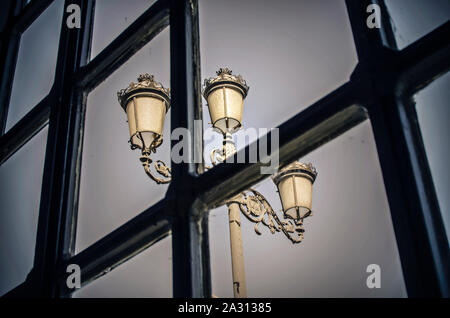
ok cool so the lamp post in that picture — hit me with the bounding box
[202,68,317,297]
[118,69,318,298]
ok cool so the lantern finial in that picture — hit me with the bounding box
[137,73,154,82]
[216,67,232,76]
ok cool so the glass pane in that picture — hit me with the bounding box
[209,121,407,297]
[73,236,172,297]
[5,0,64,131]
[90,0,157,59]
[199,0,358,149]
[415,72,450,241]
[0,126,48,296]
[385,0,450,50]
[76,28,170,252]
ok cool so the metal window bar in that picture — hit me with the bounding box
[0,0,54,135]
[1,0,449,298]
[345,0,449,297]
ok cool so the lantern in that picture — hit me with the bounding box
[203,68,249,135]
[272,161,318,222]
[117,73,170,153]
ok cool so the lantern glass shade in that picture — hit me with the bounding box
[125,94,167,150]
[272,162,317,222]
[277,175,313,220]
[207,86,244,134]
[203,68,249,135]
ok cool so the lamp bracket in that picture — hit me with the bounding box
[226,189,305,244]
[140,149,171,184]
[209,133,237,166]
[208,133,306,244]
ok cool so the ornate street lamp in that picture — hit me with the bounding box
[202,67,249,135]
[117,74,172,184]
[203,68,318,297]
[117,69,318,298]
[273,161,317,223]
[226,162,317,243]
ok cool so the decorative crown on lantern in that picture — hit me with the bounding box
[117,73,170,111]
[202,67,249,99]
[272,161,318,185]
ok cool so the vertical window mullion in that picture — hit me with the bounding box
[169,0,211,298]
[33,0,94,298]
[345,0,397,61]
[345,0,449,297]
[369,95,449,297]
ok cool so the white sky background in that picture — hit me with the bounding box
[0,0,448,297]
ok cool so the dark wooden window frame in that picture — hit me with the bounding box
[0,0,448,298]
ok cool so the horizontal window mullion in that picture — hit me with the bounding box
[0,92,52,165]
[397,21,450,97]
[57,198,170,296]
[75,0,170,92]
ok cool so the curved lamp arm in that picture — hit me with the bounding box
[140,149,171,184]
[209,132,237,167]
[209,134,305,243]
[226,189,305,244]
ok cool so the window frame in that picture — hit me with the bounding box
[0,0,449,298]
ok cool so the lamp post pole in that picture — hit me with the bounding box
[212,135,317,298]
[212,134,248,298]
[227,197,248,298]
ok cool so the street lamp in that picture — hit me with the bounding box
[273,161,317,223]
[202,67,249,135]
[117,69,318,298]
[203,68,317,297]
[117,73,172,184]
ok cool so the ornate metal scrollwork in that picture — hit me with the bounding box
[209,133,237,167]
[226,189,306,244]
[209,134,307,244]
[210,142,237,165]
[140,149,171,184]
